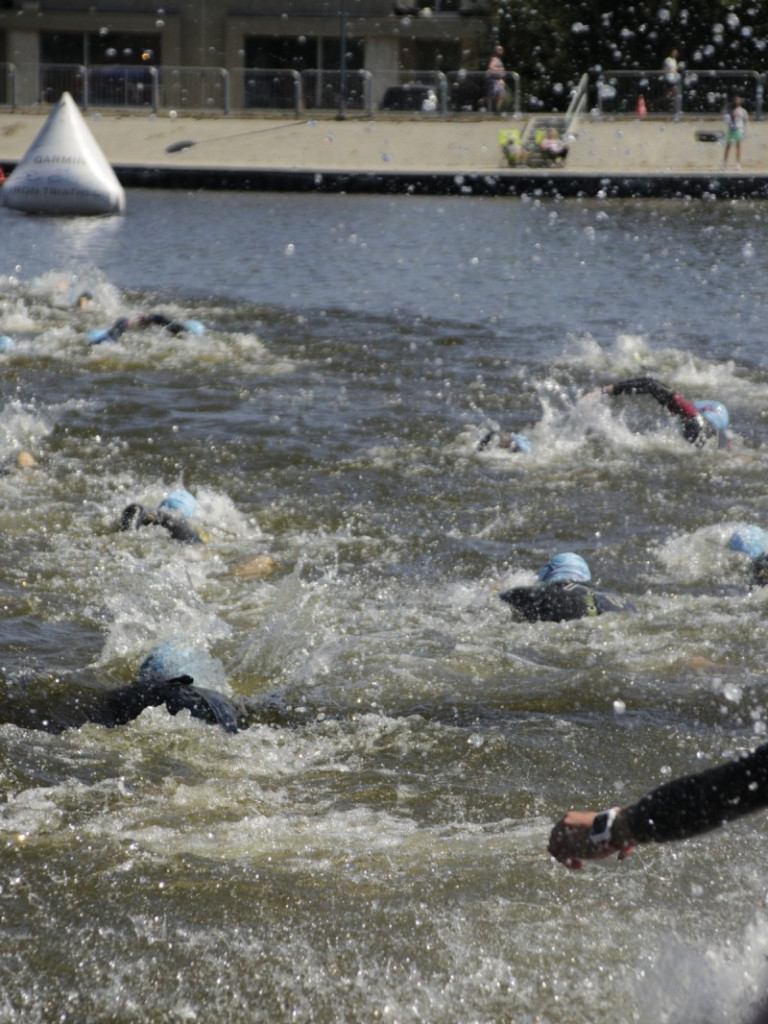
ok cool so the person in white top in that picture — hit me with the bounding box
[662,47,680,112]
[723,94,749,170]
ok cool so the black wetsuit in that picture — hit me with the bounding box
[499,580,635,622]
[608,376,728,448]
[0,673,330,736]
[119,503,203,544]
[752,554,768,587]
[626,743,768,843]
[105,314,188,342]
[3,674,238,734]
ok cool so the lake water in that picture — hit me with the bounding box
[2,189,768,1023]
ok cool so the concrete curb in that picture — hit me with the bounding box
[111,163,768,198]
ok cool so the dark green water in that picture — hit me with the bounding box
[0,191,768,1022]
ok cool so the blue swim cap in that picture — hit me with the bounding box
[729,526,768,560]
[537,552,591,584]
[137,639,229,694]
[0,335,15,352]
[510,433,532,454]
[694,400,729,432]
[159,489,197,518]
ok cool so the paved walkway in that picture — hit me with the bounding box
[0,109,764,195]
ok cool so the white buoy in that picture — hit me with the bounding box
[2,92,125,216]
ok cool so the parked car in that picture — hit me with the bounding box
[379,83,436,111]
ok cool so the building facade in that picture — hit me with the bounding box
[0,0,496,109]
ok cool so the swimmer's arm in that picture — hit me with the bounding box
[549,743,768,868]
[138,314,187,335]
[603,377,698,420]
[602,377,674,405]
[626,745,768,843]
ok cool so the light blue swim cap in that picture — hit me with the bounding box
[159,489,197,518]
[0,335,15,352]
[729,525,768,560]
[137,638,229,694]
[694,400,729,432]
[510,433,532,454]
[537,552,591,584]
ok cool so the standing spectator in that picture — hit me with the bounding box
[486,45,506,114]
[662,47,680,114]
[722,94,748,170]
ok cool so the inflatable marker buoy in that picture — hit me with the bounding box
[637,94,647,119]
[2,92,124,216]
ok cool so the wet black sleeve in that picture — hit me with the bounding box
[155,508,204,544]
[610,377,675,407]
[625,744,768,844]
[140,314,174,329]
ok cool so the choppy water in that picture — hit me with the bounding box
[2,190,768,1023]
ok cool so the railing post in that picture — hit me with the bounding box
[292,69,302,117]
[436,70,447,116]
[222,68,230,114]
[510,71,520,117]
[149,65,159,112]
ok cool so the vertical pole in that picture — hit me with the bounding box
[337,0,347,120]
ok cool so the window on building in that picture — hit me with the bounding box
[413,39,462,70]
[243,35,366,111]
[244,35,364,73]
[40,31,161,66]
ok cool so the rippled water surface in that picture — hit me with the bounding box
[2,190,768,1022]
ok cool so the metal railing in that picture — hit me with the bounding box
[300,69,373,116]
[595,68,763,120]
[445,70,521,116]
[1,60,765,120]
[156,67,229,114]
[230,68,302,116]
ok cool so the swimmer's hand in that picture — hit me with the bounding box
[548,809,634,870]
[581,385,612,401]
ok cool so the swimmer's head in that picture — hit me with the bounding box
[508,433,531,453]
[537,552,591,584]
[159,489,197,518]
[137,638,229,694]
[729,525,768,561]
[75,291,93,310]
[694,400,729,433]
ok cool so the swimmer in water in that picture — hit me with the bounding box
[476,429,531,453]
[729,526,768,587]
[596,376,731,449]
[89,313,204,345]
[1,640,323,736]
[118,489,206,545]
[499,551,636,622]
[1,640,241,734]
